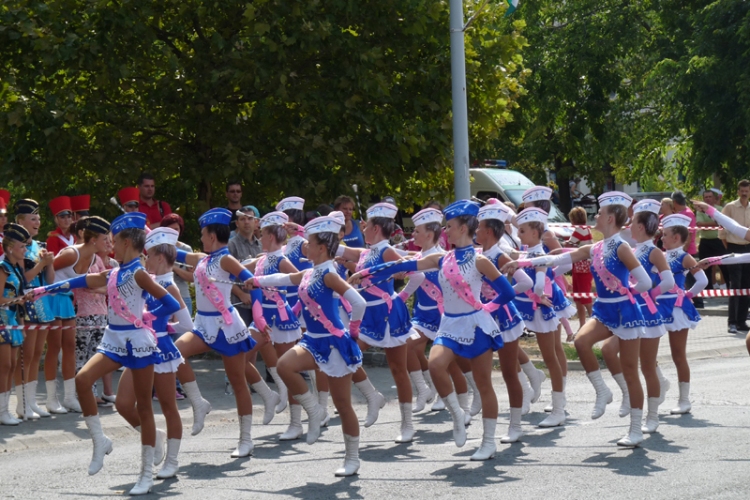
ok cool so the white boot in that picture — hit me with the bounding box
[501,408,523,443]
[423,370,437,404]
[250,380,281,425]
[154,428,167,465]
[231,414,254,457]
[656,365,670,405]
[538,391,566,427]
[355,378,386,428]
[612,373,631,418]
[587,370,613,419]
[617,408,644,447]
[129,445,155,495]
[409,371,432,413]
[0,392,20,425]
[45,379,67,414]
[642,397,661,434]
[84,415,113,475]
[521,361,546,403]
[295,391,325,445]
[182,381,212,435]
[28,381,49,417]
[16,383,39,420]
[545,376,566,413]
[470,418,497,461]
[318,391,331,427]
[464,371,482,417]
[670,382,691,414]
[431,398,446,411]
[156,439,181,479]
[267,366,288,414]
[457,392,472,426]
[334,434,360,476]
[279,404,304,440]
[62,378,82,413]
[395,403,415,443]
[519,371,532,416]
[443,393,467,447]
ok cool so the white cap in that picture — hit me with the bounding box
[478,203,512,223]
[260,211,289,229]
[304,216,342,237]
[145,227,179,251]
[412,208,443,226]
[709,188,723,196]
[633,199,661,215]
[366,202,398,220]
[662,214,692,228]
[598,191,633,208]
[522,186,552,203]
[275,196,304,212]
[515,207,548,226]
[329,211,345,227]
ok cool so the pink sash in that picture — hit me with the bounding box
[298,270,345,337]
[443,250,499,313]
[255,255,290,321]
[106,268,156,339]
[355,250,393,311]
[415,252,444,314]
[194,255,234,325]
[591,241,635,304]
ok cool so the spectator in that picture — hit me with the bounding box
[566,206,593,340]
[720,179,750,333]
[660,198,674,217]
[672,191,703,308]
[137,172,172,228]
[160,213,194,315]
[334,195,365,248]
[697,189,727,290]
[225,181,243,232]
[228,205,262,331]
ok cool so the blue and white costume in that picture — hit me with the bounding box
[481,244,526,343]
[23,239,54,323]
[283,235,311,313]
[408,245,444,341]
[53,246,91,322]
[590,234,646,340]
[660,249,701,331]
[633,241,669,338]
[250,249,301,344]
[0,256,26,348]
[149,272,185,374]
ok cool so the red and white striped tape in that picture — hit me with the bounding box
[0,324,106,331]
[566,289,748,299]
[548,223,722,231]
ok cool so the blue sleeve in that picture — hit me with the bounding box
[43,275,89,294]
[149,293,181,318]
[250,288,263,305]
[365,260,418,278]
[238,268,254,282]
[176,249,188,264]
[484,275,516,306]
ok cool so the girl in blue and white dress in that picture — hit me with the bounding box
[350,200,518,461]
[506,192,653,447]
[475,203,535,442]
[276,197,313,320]
[658,214,707,416]
[114,227,194,481]
[244,211,303,439]
[598,200,675,433]
[336,202,414,443]
[172,208,273,461]
[34,213,181,495]
[0,224,30,426]
[251,215,366,476]
[508,207,575,428]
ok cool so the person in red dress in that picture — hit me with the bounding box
[566,207,594,341]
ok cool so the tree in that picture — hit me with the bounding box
[0,0,528,236]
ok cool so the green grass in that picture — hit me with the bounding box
[563,342,603,362]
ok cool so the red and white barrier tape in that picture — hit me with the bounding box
[566,289,749,299]
[548,223,721,231]
[0,324,107,331]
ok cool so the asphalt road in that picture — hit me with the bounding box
[2,355,750,499]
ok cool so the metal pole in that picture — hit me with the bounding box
[449,0,471,201]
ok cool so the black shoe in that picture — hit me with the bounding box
[728,324,738,334]
[737,324,750,333]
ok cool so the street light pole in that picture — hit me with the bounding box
[449,0,471,201]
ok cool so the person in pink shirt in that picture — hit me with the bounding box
[672,191,703,308]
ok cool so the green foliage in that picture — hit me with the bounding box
[0,0,528,239]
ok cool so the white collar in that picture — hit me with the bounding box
[369,240,390,251]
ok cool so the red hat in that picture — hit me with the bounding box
[0,189,10,206]
[0,197,6,214]
[70,194,90,213]
[118,187,140,206]
[49,196,73,216]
